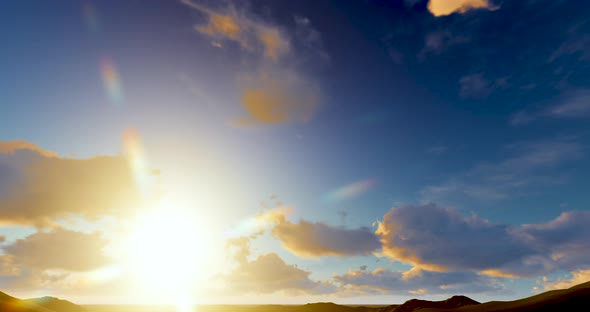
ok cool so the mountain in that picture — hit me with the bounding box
[25,297,87,312]
[392,295,480,312]
[0,291,84,312]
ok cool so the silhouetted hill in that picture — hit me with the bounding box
[391,295,480,312]
[433,280,590,312]
[298,302,376,312]
[25,297,86,312]
[0,291,84,312]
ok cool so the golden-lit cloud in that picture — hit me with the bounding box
[236,69,320,126]
[427,0,497,17]
[197,14,242,41]
[0,140,58,158]
[272,219,380,258]
[220,233,336,295]
[182,0,326,126]
[2,228,110,272]
[0,140,142,225]
[542,269,590,290]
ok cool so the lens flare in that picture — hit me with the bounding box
[224,206,292,238]
[324,178,377,202]
[123,129,156,197]
[100,57,124,104]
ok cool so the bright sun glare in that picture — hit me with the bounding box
[128,200,206,308]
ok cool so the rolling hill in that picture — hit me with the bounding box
[2,280,589,312]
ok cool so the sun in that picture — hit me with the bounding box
[127,199,208,307]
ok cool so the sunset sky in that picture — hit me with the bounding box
[1,0,590,306]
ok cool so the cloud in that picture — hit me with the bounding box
[542,268,590,291]
[333,267,505,295]
[235,69,320,125]
[420,30,470,58]
[0,141,142,225]
[548,22,590,63]
[458,73,508,99]
[183,0,326,126]
[422,137,583,201]
[427,0,498,17]
[0,140,58,158]
[2,228,110,272]
[220,233,336,295]
[510,90,590,125]
[376,204,590,278]
[221,252,336,295]
[548,90,590,118]
[271,219,381,257]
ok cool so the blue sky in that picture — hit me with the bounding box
[1,0,590,305]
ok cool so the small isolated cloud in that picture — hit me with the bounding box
[376,204,590,278]
[272,219,380,257]
[458,73,508,99]
[0,141,142,226]
[427,145,449,155]
[334,267,504,295]
[235,69,320,125]
[2,228,110,272]
[183,0,326,126]
[420,30,470,58]
[427,0,498,17]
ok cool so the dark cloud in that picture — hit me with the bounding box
[0,140,143,225]
[376,204,590,278]
[272,219,381,257]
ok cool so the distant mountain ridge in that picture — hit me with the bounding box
[3,280,590,312]
[391,295,480,312]
[0,292,85,312]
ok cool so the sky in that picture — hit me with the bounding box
[1,0,590,306]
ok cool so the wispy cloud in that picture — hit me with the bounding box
[458,73,509,99]
[422,137,583,201]
[182,0,327,126]
[510,90,590,125]
[419,30,470,59]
